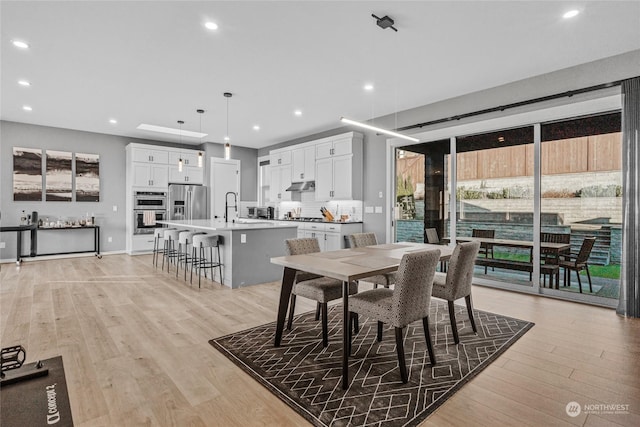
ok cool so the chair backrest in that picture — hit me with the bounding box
[576,237,596,264]
[392,249,441,327]
[425,228,440,244]
[285,238,320,256]
[541,232,570,244]
[348,232,378,248]
[442,241,481,300]
[472,229,495,238]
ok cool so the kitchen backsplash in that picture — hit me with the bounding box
[278,192,363,221]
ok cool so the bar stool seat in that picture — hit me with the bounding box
[153,227,174,267]
[176,231,206,280]
[162,229,184,272]
[190,234,223,288]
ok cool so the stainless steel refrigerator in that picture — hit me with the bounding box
[168,184,207,220]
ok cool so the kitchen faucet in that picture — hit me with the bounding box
[225,192,238,223]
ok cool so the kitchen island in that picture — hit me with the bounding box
[157,219,297,289]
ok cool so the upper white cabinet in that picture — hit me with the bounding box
[271,150,291,166]
[132,163,169,189]
[268,131,362,202]
[316,136,353,159]
[315,134,363,201]
[167,150,204,184]
[270,150,294,201]
[291,145,316,181]
[131,147,169,164]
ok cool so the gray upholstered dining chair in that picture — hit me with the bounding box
[348,249,441,383]
[431,241,481,344]
[285,238,359,347]
[348,232,396,288]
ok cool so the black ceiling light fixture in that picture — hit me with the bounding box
[372,13,397,32]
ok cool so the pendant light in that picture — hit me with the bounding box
[197,109,204,167]
[177,120,184,172]
[224,92,232,160]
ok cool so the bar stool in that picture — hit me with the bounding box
[190,234,223,288]
[162,229,183,272]
[153,227,174,267]
[176,231,206,280]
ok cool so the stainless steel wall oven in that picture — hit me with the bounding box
[134,191,167,210]
[133,209,167,234]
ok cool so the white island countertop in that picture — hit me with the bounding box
[156,219,298,232]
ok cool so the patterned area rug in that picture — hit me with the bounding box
[210,300,533,426]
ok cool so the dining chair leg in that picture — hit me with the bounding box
[286,294,297,331]
[395,327,408,383]
[348,311,353,355]
[315,302,321,321]
[422,316,436,365]
[586,265,593,293]
[465,295,478,334]
[321,303,328,348]
[377,321,383,342]
[448,300,460,344]
[576,269,583,293]
[352,313,359,334]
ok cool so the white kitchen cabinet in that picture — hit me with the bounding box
[168,151,200,168]
[291,145,315,181]
[131,147,169,164]
[168,165,204,184]
[271,149,291,166]
[132,163,169,189]
[316,136,353,159]
[270,164,292,202]
[297,222,362,252]
[315,134,362,201]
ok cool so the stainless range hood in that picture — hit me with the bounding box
[286,181,315,192]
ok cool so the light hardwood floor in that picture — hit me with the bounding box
[1,254,639,426]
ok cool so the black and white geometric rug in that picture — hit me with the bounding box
[210,300,533,427]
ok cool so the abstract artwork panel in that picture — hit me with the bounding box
[46,150,73,201]
[75,153,100,201]
[13,147,43,201]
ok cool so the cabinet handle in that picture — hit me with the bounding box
[301,173,304,179]
[151,155,154,162]
[278,159,282,164]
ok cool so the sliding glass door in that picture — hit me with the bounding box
[391,105,622,306]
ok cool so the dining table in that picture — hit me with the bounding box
[270,242,453,390]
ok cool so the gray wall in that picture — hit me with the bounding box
[0,121,258,261]
[259,50,640,242]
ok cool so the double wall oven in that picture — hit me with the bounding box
[133,191,167,234]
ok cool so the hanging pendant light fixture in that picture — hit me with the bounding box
[224,92,232,160]
[177,120,184,172]
[197,109,204,167]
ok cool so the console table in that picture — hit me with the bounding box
[36,225,102,259]
[0,224,37,265]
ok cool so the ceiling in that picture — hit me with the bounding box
[2,1,639,149]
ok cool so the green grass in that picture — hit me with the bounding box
[492,251,620,279]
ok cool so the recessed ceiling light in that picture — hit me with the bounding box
[563,10,579,19]
[18,79,31,87]
[137,123,207,138]
[23,105,33,111]
[253,125,260,131]
[109,119,117,124]
[294,110,302,116]
[12,40,30,49]
[205,22,218,30]
[364,84,374,91]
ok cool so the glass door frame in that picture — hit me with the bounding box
[387,91,621,307]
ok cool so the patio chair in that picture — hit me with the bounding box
[472,229,495,273]
[559,236,596,293]
[425,228,440,244]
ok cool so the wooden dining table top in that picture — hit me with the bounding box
[271,242,453,282]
